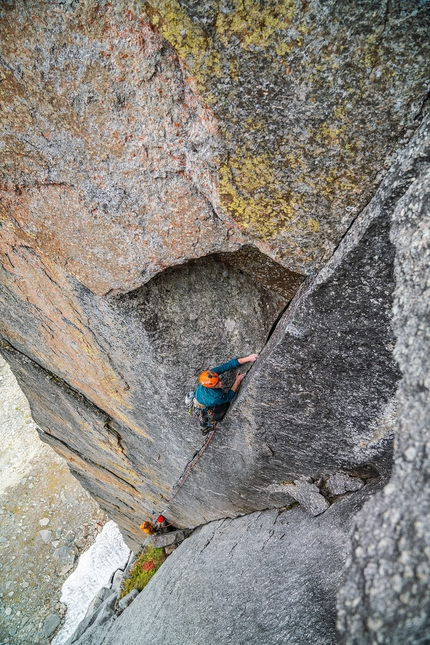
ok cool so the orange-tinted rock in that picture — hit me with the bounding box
[0,0,246,295]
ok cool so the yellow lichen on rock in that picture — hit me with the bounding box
[141,0,429,273]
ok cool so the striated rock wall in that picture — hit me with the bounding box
[0,247,286,549]
[63,494,376,645]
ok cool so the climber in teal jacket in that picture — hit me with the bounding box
[195,354,258,424]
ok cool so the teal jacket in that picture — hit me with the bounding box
[195,358,240,407]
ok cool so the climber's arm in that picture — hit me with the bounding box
[211,354,258,375]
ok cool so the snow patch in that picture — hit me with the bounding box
[52,521,130,645]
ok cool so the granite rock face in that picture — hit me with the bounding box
[337,126,430,644]
[0,0,247,296]
[146,0,430,272]
[0,5,429,638]
[164,118,430,527]
[1,95,428,546]
[0,248,285,549]
[74,495,372,645]
[1,0,429,280]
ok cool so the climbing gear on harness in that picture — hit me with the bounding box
[189,397,215,432]
[199,370,219,387]
[140,521,155,535]
[184,391,195,406]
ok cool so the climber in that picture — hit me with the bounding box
[194,354,258,433]
[140,516,173,535]
[140,521,155,535]
[155,515,171,533]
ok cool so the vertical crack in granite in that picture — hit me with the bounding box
[164,117,430,527]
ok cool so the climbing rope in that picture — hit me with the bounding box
[157,424,217,518]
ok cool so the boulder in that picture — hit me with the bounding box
[117,589,139,612]
[85,587,112,619]
[53,545,76,576]
[145,529,192,549]
[43,613,61,637]
[268,481,329,516]
[326,474,364,497]
[37,530,52,544]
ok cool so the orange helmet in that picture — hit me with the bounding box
[140,521,155,535]
[199,370,219,388]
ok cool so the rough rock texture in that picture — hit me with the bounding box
[337,122,430,644]
[0,0,247,295]
[1,115,426,540]
[1,0,429,281]
[0,247,286,548]
[0,0,428,549]
[64,591,118,645]
[146,0,430,271]
[67,494,373,645]
[0,145,401,536]
[268,480,329,516]
[326,473,364,497]
[164,118,430,527]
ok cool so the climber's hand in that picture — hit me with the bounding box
[238,354,258,365]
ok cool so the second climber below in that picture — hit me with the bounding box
[194,354,258,433]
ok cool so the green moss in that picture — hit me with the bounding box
[120,545,166,598]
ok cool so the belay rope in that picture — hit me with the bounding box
[156,423,217,518]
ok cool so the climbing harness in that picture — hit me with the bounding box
[188,394,216,432]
